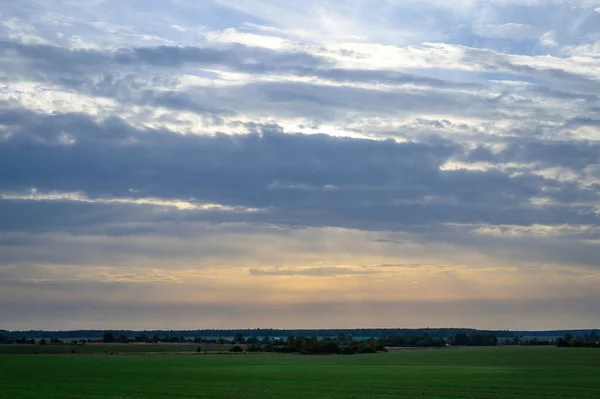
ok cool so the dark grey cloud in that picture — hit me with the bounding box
[0,40,480,90]
[1,106,599,236]
[0,107,456,198]
[4,40,597,131]
[462,47,600,95]
[467,138,600,171]
[0,225,252,266]
[0,40,324,74]
[400,222,600,270]
[82,78,503,125]
[566,117,600,128]
[0,41,492,121]
[225,80,492,120]
[372,239,413,245]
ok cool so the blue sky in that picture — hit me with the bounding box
[1,0,600,330]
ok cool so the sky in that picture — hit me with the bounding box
[1,0,600,331]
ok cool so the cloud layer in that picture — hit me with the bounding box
[1,0,600,330]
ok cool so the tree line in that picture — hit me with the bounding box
[3,328,596,340]
[556,331,599,348]
[2,330,598,352]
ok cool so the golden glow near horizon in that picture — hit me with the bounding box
[2,223,599,330]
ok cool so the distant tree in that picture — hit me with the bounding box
[39,339,47,345]
[304,341,341,354]
[356,341,378,354]
[103,332,114,343]
[295,337,307,352]
[246,344,261,352]
[453,333,470,346]
[229,345,244,353]
[452,333,496,346]
[468,333,497,346]
[338,333,355,343]
[136,333,149,343]
[286,336,296,349]
[584,330,598,341]
[564,333,573,342]
[234,333,246,344]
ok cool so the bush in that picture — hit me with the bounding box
[356,342,378,354]
[246,344,261,352]
[229,345,244,353]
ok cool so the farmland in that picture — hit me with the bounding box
[1,347,599,398]
[0,343,232,355]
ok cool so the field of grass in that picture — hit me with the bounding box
[1,347,599,398]
[0,343,232,355]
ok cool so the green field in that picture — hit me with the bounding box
[1,347,599,398]
[0,343,232,355]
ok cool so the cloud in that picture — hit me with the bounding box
[539,31,558,47]
[249,267,379,276]
[473,23,543,40]
[0,40,325,76]
[3,37,599,143]
[2,0,600,330]
[1,190,262,213]
[373,239,413,245]
[2,105,600,237]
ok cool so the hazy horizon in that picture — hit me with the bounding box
[3,325,598,333]
[1,0,600,331]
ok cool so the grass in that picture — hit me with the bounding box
[0,343,232,355]
[1,347,599,398]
